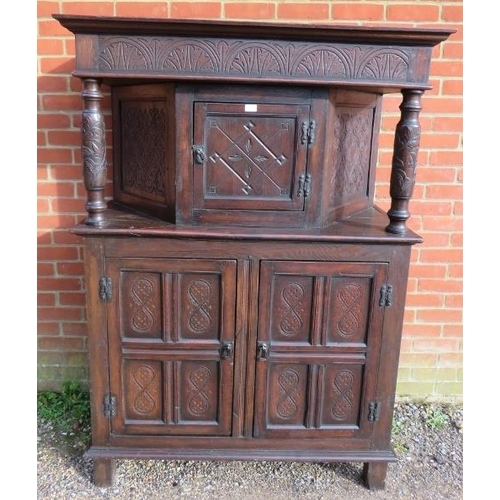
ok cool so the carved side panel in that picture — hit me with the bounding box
[319,364,363,427]
[331,108,374,203]
[178,274,220,341]
[267,364,309,428]
[178,361,219,423]
[326,277,371,345]
[270,275,314,344]
[123,359,162,421]
[120,102,167,201]
[121,272,162,339]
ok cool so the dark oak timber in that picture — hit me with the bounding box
[54,14,453,491]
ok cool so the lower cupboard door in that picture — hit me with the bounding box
[106,257,237,436]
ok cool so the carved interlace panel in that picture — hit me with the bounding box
[98,36,415,84]
[180,276,219,340]
[121,105,167,199]
[180,362,217,421]
[123,272,161,339]
[332,110,372,200]
[272,276,313,343]
[328,278,369,344]
[330,369,355,421]
[124,360,161,420]
[204,117,294,198]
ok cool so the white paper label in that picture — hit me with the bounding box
[245,104,258,112]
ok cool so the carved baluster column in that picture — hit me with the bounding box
[385,89,423,234]
[81,78,107,226]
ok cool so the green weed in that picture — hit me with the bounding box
[423,406,449,430]
[37,380,91,432]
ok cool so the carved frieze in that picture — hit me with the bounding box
[97,36,419,85]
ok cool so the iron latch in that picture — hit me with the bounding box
[379,284,393,307]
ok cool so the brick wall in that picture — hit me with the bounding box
[37,0,463,402]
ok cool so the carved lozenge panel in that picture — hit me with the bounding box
[97,36,425,85]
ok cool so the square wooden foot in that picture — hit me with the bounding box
[93,458,116,486]
[362,461,388,490]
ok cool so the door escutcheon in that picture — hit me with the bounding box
[221,341,234,360]
[257,341,269,360]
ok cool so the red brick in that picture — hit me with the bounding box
[53,231,84,245]
[448,264,463,279]
[38,263,55,276]
[38,1,61,17]
[402,324,442,338]
[62,2,114,16]
[420,132,460,149]
[37,38,64,56]
[422,96,463,114]
[387,4,440,22]
[38,293,56,307]
[61,322,88,336]
[418,278,463,293]
[409,200,453,217]
[38,181,76,198]
[37,306,83,322]
[38,113,71,129]
[41,93,81,111]
[425,184,463,200]
[432,116,463,133]
[412,338,461,352]
[40,57,75,75]
[422,216,463,232]
[116,2,168,18]
[409,264,447,279]
[47,130,81,146]
[278,2,329,20]
[37,322,61,335]
[37,147,73,164]
[59,292,86,306]
[171,1,221,19]
[442,5,463,23]
[443,42,463,59]
[416,309,462,324]
[38,19,72,37]
[38,198,50,213]
[332,4,384,21]
[445,294,462,308]
[416,166,457,183]
[405,293,444,308]
[37,246,80,262]
[430,60,463,78]
[225,3,275,19]
[38,336,85,350]
[429,150,463,166]
[443,324,463,338]
[442,79,463,96]
[56,262,85,276]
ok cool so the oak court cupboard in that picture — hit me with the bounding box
[53,14,453,490]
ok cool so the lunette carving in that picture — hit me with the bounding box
[98,37,416,85]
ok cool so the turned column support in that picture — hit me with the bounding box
[81,78,107,226]
[385,89,424,234]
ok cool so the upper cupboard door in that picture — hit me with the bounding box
[193,102,311,212]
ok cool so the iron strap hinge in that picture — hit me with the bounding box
[368,401,381,422]
[99,277,112,302]
[103,394,117,418]
[379,284,393,307]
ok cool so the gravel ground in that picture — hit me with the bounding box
[37,402,462,500]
